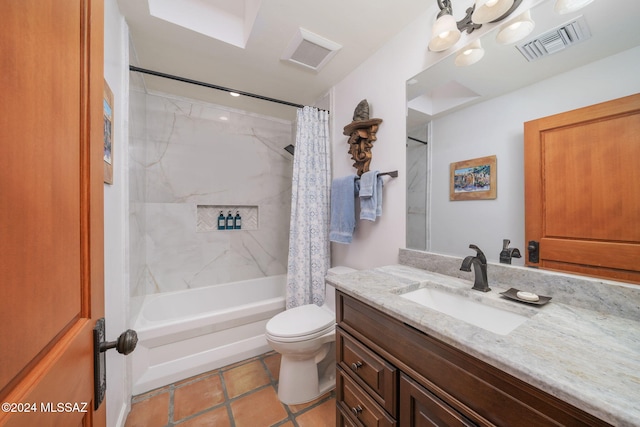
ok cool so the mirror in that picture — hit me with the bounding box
[406,0,640,262]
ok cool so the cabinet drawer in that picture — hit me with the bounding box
[400,373,476,427]
[337,367,397,427]
[337,327,397,415]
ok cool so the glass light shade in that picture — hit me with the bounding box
[455,40,485,66]
[496,10,535,44]
[429,14,461,52]
[472,0,514,24]
[554,0,595,14]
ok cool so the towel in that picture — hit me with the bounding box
[329,175,357,244]
[359,170,383,221]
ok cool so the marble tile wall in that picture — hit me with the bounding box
[130,90,294,297]
[406,125,428,251]
[129,83,148,306]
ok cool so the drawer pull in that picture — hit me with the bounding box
[351,405,363,416]
[351,361,363,371]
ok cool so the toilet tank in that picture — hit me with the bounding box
[324,266,356,313]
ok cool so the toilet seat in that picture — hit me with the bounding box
[266,304,335,343]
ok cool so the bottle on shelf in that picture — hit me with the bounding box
[217,211,226,230]
[234,211,242,230]
[226,211,234,230]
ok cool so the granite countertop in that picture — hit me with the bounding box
[327,264,640,427]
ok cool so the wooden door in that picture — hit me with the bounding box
[0,1,105,426]
[524,93,640,284]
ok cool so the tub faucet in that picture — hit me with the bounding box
[460,244,490,292]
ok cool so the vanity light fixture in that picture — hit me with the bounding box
[472,0,515,24]
[455,40,485,66]
[428,0,524,52]
[428,0,462,51]
[554,0,595,14]
[496,10,535,44]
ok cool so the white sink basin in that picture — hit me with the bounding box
[400,287,530,335]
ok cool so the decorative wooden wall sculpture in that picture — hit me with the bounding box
[343,99,382,176]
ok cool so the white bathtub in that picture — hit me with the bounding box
[131,275,286,395]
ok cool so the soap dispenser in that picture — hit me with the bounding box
[234,211,242,230]
[226,211,234,230]
[217,211,226,230]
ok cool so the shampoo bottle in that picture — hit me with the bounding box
[234,211,242,230]
[217,211,225,230]
[226,211,234,230]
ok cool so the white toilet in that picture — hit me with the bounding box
[265,266,356,405]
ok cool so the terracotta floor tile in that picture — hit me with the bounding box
[131,385,171,403]
[174,370,218,387]
[263,352,281,381]
[230,387,288,427]
[287,391,332,414]
[223,359,271,398]
[124,391,169,427]
[173,375,226,422]
[295,398,336,427]
[176,406,231,427]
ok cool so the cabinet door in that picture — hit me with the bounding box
[400,374,476,427]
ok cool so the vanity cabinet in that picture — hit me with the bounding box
[335,291,610,427]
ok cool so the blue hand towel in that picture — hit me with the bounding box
[359,171,383,221]
[329,175,357,244]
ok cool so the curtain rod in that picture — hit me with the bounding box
[130,65,314,110]
[408,136,428,145]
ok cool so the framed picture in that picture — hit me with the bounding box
[103,79,114,184]
[450,155,497,201]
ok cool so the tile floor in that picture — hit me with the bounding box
[124,351,336,427]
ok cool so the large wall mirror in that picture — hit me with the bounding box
[406,0,640,265]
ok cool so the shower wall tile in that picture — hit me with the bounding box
[140,92,293,294]
[129,86,149,302]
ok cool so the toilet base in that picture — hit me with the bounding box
[276,343,336,405]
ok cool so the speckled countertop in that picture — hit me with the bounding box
[327,258,640,427]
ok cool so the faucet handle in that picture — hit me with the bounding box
[468,244,487,264]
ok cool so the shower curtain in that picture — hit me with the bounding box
[286,106,331,309]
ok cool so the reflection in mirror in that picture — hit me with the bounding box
[406,0,640,261]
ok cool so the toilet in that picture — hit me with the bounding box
[265,266,356,405]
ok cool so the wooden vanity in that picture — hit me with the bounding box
[335,291,610,427]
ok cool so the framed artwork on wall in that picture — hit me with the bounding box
[103,79,114,184]
[450,155,497,201]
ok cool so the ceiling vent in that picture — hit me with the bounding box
[516,16,591,62]
[282,28,342,72]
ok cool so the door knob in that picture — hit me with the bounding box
[93,318,138,410]
[100,329,138,355]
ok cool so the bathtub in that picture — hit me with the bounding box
[131,275,286,395]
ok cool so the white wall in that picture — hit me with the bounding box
[330,0,639,269]
[103,0,131,425]
[329,5,435,270]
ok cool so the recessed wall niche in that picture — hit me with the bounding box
[196,205,258,232]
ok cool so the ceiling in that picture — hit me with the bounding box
[118,0,433,120]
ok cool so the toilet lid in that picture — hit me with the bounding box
[266,304,334,339]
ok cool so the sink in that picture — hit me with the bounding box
[400,286,530,335]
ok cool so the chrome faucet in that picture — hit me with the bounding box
[460,244,490,292]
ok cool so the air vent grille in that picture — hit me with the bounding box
[517,16,591,62]
[282,28,342,72]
